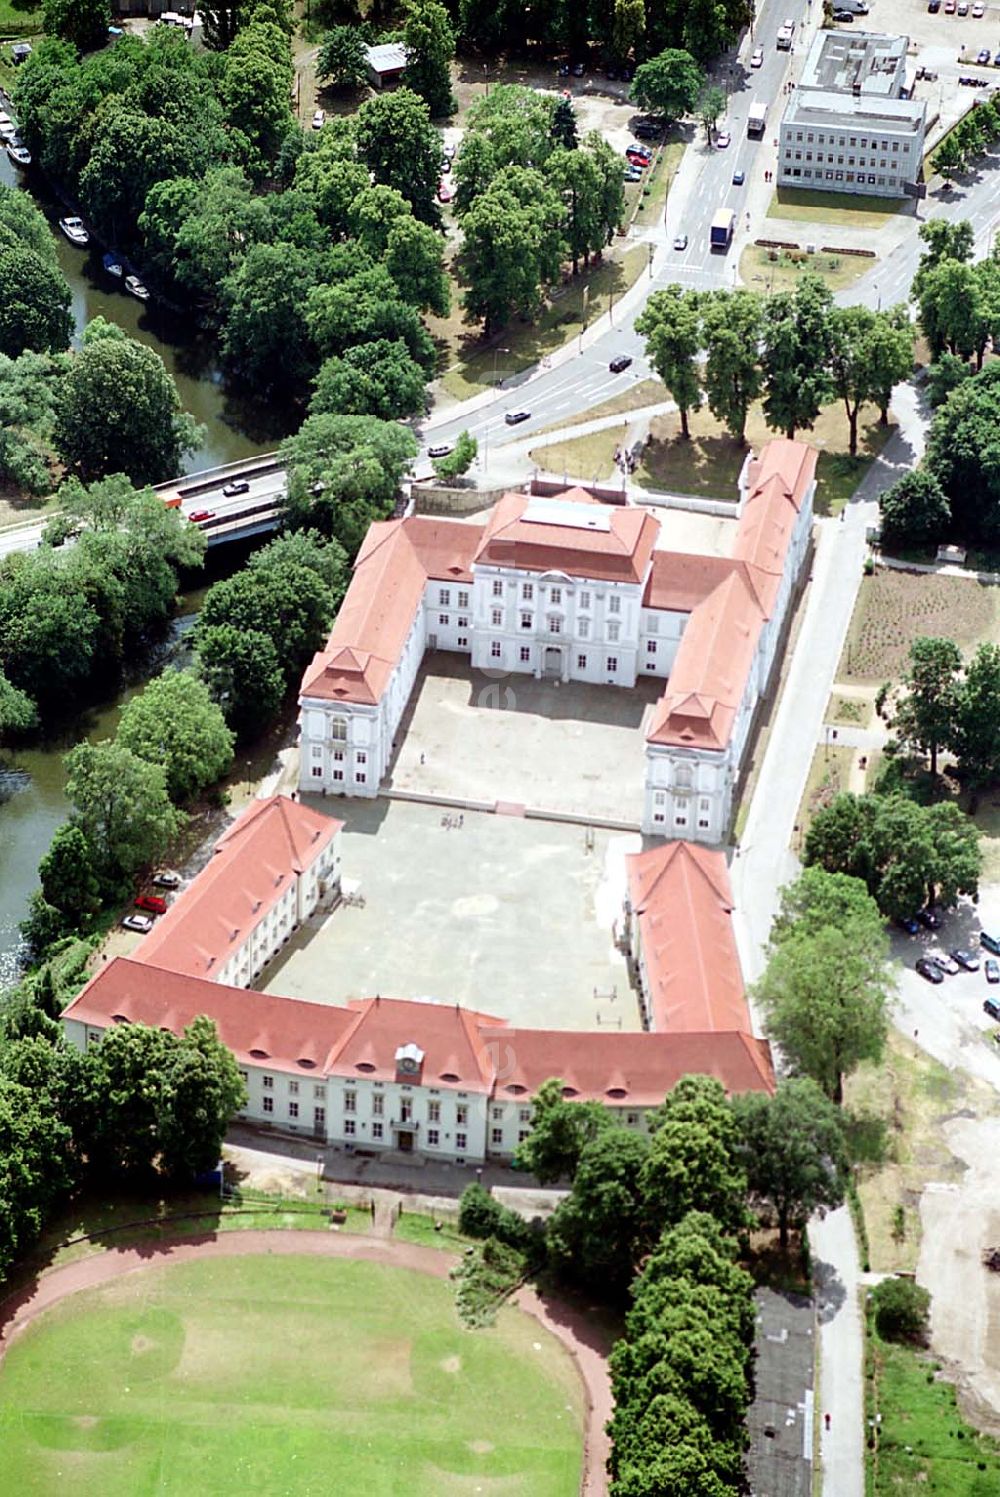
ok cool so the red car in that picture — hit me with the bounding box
[437,181,453,204]
[189,509,216,524]
[135,893,168,915]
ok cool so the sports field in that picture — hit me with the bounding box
[0,1254,584,1495]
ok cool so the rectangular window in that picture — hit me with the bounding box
[646,615,658,634]
[262,1096,273,1114]
[457,1105,468,1126]
[675,813,688,827]
[289,1101,299,1119]
[699,818,710,828]
[356,772,366,785]
[521,612,532,629]
[519,1108,532,1123]
[438,588,450,605]
[331,719,347,742]
[606,656,618,673]
[491,1127,503,1146]
[356,751,366,766]
[547,616,561,634]
[491,641,502,660]
[457,616,468,629]
[311,765,323,778]
[492,579,503,598]
[263,1075,274,1090]
[315,1085,325,1099]
[579,590,591,610]
[438,614,449,627]
[428,1101,441,1124]
[492,1106,503,1121]
[333,769,344,782]
[550,587,562,605]
[577,653,587,670]
[456,1131,467,1150]
[239,1069,248,1085]
[333,749,344,763]
[458,590,469,608]
[646,640,657,654]
[372,1121,383,1140]
[519,1129,530,1143]
[522,582,533,601]
[344,1118,356,1136]
[427,1128,440,1146]
[457,636,468,648]
[289,1080,299,1095]
[627,1112,639,1126]
[344,1090,356,1113]
[519,646,530,663]
[578,619,589,639]
[608,594,621,615]
[608,621,620,643]
[314,1105,325,1127]
[491,608,502,627]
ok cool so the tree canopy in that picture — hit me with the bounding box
[117,670,235,804]
[732,1078,849,1248]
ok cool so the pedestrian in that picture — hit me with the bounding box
[420,752,425,766]
[824,1412,831,1432]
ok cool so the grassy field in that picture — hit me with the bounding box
[793,743,856,844]
[636,400,893,509]
[838,570,999,683]
[867,1324,1000,1493]
[394,1210,470,1252]
[826,692,873,729]
[631,137,685,229]
[767,186,903,229]
[0,6,43,36]
[740,243,876,295]
[432,244,648,402]
[529,428,619,480]
[0,1254,584,1495]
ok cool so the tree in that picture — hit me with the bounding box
[546,1128,650,1298]
[0,554,100,719]
[54,320,202,485]
[156,1015,247,1179]
[925,362,1000,544]
[545,145,603,276]
[309,339,427,420]
[0,670,38,741]
[200,0,246,50]
[316,25,369,89]
[0,349,63,498]
[932,133,966,180]
[460,167,565,334]
[194,623,285,741]
[952,644,1000,794]
[827,305,897,457]
[402,0,456,118]
[43,0,111,52]
[879,468,950,551]
[383,215,450,315]
[221,242,321,395]
[631,49,703,122]
[0,1075,75,1280]
[0,247,72,359]
[925,351,971,410]
[513,1076,614,1183]
[457,1181,532,1249]
[772,866,885,946]
[117,670,235,804]
[753,922,892,1102]
[639,1075,746,1236]
[870,1278,931,1343]
[306,262,436,376]
[355,88,442,224]
[551,95,578,150]
[916,259,988,365]
[866,307,915,425]
[886,636,962,777]
[0,182,63,267]
[636,286,702,438]
[280,413,417,554]
[432,429,477,480]
[611,0,645,65]
[700,289,762,442]
[64,740,184,890]
[38,824,101,929]
[733,1079,849,1249]
[221,19,295,174]
[698,85,726,142]
[761,275,835,438]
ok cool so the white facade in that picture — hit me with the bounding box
[217,834,341,989]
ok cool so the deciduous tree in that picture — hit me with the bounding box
[43,0,111,53]
[951,643,1000,793]
[761,275,835,439]
[402,0,456,118]
[878,467,950,550]
[547,1128,650,1297]
[636,285,702,438]
[64,739,184,890]
[117,670,235,804]
[432,429,477,480]
[513,1076,614,1183]
[194,623,285,741]
[355,88,442,224]
[885,635,962,777]
[316,24,369,89]
[631,49,703,121]
[308,338,427,420]
[733,1078,849,1248]
[280,412,417,552]
[640,1075,746,1235]
[700,289,762,442]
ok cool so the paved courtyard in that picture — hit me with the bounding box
[386,652,663,825]
[263,797,641,1031]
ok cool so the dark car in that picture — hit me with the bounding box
[633,122,661,140]
[982,930,1000,955]
[832,9,855,19]
[927,0,940,8]
[896,914,920,935]
[609,355,633,373]
[917,907,941,930]
[986,958,1000,984]
[979,47,992,64]
[505,409,531,426]
[732,168,746,185]
[916,957,944,984]
[222,478,250,497]
[994,50,1000,65]
[952,947,981,971]
[985,998,1000,1021]
[135,893,168,915]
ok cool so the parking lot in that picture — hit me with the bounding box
[262,798,641,1032]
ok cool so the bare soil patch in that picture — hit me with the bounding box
[839,569,998,683]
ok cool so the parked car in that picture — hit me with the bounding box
[11,42,32,63]
[716,129,731,148]
[957,0,969,13]
[982,930,1000,954]
[973,0,985,14]
[896,914,920,935]
[609,355,633,373]
[572,61,585,76]
[944,0,956,12]
[986,958,1000,983]
[917,907,942,930]
[626,145,652,163]
[624,167,644,182]
[440,156,451,173]
[427,443,453,459]
[928,0,940,10]
[831,10,856,20]
[916,957,945,984]
[751,46,764,66]
[135,893,168,915]
[952,946,981,970]
[930,951,960,974]
[222,478,250,497]
[443,141,456,159]
[978,47,992,64]
[505,409,531,426]
[437,181,453,203]
[732,168,746,185]
[311,109,325,130]
[152,870,181,888]
[985,998,1000,1021]
[993,49,1000,65]
[633,122,660,140]
[673,232,688,250]
[122,913,154,934]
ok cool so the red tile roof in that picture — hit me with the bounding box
[300,517,483,707]
[331,995,508,1092]
[627,842,750,1034]
[475,490,659,584]
[133,795,341,981]
[642,551,742,614]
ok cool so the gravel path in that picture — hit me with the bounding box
[0,1228,612,1495]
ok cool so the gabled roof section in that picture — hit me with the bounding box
[627,842,750,1034]
[475,490,660,584]
[328,995,508,1093]
[133,795,341,981]
[64,957,356,1075]
[642,551,742,614]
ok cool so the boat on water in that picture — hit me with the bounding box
[6,140,31,168]
[59,216,89,247]
[0,111,16,141]
[125,274,150,302]
[102,251,125,278]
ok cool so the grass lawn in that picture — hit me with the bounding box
[845,1030,987,1274]
[867,1325,1000,1493]
[531,377,665,437]
[0,6,43,35]
[529,428,619,481]
[826,692,873,729]
[636,400,894,509]
[793,743,855,844]
[766,186,903,230]
[394,1210,471,1252]
[631,136,685,229]
[0,1254,584,1496]
[838,569,999,683]
[432,244,648,402]
[740,243,876,295]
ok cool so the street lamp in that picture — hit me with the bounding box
[492,345,510,388]
[874,283,881,312]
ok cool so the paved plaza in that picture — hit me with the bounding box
[386,652,663,825]
[262,797,641,1031]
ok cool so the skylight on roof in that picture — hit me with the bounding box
[522,499,612,533]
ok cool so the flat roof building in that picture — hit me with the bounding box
[777,29,925,198]
[364,42,408,89]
